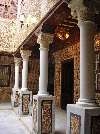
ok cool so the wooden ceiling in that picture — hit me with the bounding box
[1,1,100,58]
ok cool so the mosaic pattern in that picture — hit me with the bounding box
[70,112,81,134]
[22,94,30,115]
[14,91,19,107]
[41,100,52,134]
[91,116,100,134]
[33,99,37,133]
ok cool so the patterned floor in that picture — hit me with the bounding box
[0,103,67,134]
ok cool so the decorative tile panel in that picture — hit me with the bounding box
[41,100,52,134]
[14,91,19,107]
[91,116,100,134]
[70,112,81,134]
[33,99,37,133]
[22,94,30,115]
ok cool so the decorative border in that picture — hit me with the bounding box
[41,100,52,134]
[70,112,81,134]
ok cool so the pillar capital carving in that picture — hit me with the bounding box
[20,50,31,60]
[68,0,100,24]
[14,57,21,66]
[37,32,54,49]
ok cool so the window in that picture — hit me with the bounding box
[0,65,11,87]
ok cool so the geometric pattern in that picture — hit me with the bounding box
[33,99,37,133]
[22,94,30,115]
[91,116,100,134]
[41,100,52,134]
[70,112,81,134]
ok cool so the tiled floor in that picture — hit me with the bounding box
[0,103,67,134]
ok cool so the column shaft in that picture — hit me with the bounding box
[14,65,20,88]
[78,21,96,104]
[39,48,48,95]
[22,59,28,89]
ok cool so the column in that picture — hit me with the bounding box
[20,50,31,91]
[33,32,55,134]
[19,50,32,116]
[66,1,100,134]
[14,57,21,89]
[69,0,97,106]
[11,57,21,107]
[37,32,54,95]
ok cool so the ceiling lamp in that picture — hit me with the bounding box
[55,26,69,40]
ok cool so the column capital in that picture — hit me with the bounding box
[37,32,54,49]
[68,0,100,24]
[14,57,21,66]
[20,50,31,60]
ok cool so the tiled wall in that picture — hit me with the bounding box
[53,42,80,106]
[0,56,40,102]
[1,37,100,106]
[0,56,14,102]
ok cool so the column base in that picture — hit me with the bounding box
[18,90,32,117]
[67,104,100,134]
[11,88,20,108]
[33,95,55,134]
[77,98,99,107]
[38,91,50,96]
[21,88,28,91]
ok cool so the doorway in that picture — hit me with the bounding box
[61,59,74,110]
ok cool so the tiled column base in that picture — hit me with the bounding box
[67,104,100,134]
[11,88,20,107]
[33,95,55,134]
[18,90,32,117]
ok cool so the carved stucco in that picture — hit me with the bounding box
[37,32,54,49]
[20,50,32,60]
[14,57,21,66]
[68,0,99,24]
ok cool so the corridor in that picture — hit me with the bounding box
[0,103,67,134]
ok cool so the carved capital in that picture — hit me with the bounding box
[68,0,97,23]
[20,50,31,61]
[37,32,54,49]
[14,57,21,66]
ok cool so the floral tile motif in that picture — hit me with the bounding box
[70,112,81,134]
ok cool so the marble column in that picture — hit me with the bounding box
[20,50,31,91]
[66,1,100,134]
[37,32,54,95]
[69,0,98,106]
[11,57,21,107]
[14,57,21,89]
[19,50,32,116]
[33,32,55,134]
